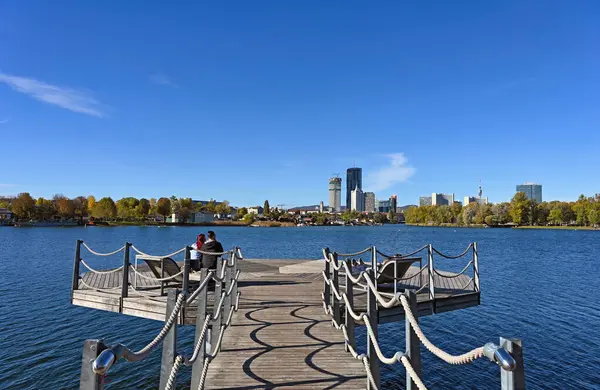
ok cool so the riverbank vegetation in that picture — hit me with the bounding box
[404,192,600,228]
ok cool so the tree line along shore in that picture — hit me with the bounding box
[404,192,600,228]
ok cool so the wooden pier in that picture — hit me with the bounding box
[73,241,525,389]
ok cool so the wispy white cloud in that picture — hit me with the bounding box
[150,73,179,88]
[0,183,16,188]
[365,153,416,192]
[0,72,104,117]
[0,119,8,124]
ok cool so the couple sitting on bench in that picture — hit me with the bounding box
[143,231,225,293]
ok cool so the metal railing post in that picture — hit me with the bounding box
[332,252,341,325]
[231,251,238,306]
[212,256,224,332]
[366,268,381,389]
[183,246,191,294]
[428,244,435,302]
[79,339,107,390]
[191,269,209,390]
[159,289,179,390]
[323,248,331,312]
[405,289,422,390]
[72,239,83,300]
[121,243,131,300]
[223,257,232,325]
[344,259,355,352]
[500,337,526,390]
[473,242,480,293]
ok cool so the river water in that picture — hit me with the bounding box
[0,225,599,389]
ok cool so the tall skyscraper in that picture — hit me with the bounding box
[364,192,376,212]
[390,195,397,212]
[346,168,362,209]
[328,177,342,212]
[351,186,365,212]
[516,183,542,203]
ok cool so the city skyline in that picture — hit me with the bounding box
[1,2,598,206]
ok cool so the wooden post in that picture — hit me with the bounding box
[191,269,209,390]
[405,289,422,390]
[344,259,355,353]
[159,289,179,390]
[72,240,83,300]
[79,339,107,390]
[331,252,341,326]
[371,245,377,282]
[323,249,331,313]
[500,338,526,390]
[473,242,480,293]
[428,244,435,302]
[121,243,130,300]
[366,268,380,390]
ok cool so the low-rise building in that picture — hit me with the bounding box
[432,193,454,206]
[463,196,488,206]
[247,206,264,215]
[419,196,432,207]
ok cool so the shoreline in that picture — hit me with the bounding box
[406,223,599,231]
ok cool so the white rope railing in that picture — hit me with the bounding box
[431,243,474,259]
[432,260,474,278]
[336,247,373,257]
[81,242,126,257]
[130,245,186,258]
[321,249,491,389]
[80,259,124,275]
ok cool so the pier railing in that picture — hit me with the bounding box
[75,241,243,390]
[321,244,525,390]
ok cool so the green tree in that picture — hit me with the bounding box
[536,203,550,225]
[572,195,589,226]
[263,200,270,217]
[35,197,55,220]
[87,196,96,213]
[206,200,217,212]
[373,213,387,224]
[243,213,255,224]
[216,200,231,216]
[73,196,88,222]
[157,197,171,221]
[474,204,492,225]
[461,203,478,225]
[237,207,248,218]
[53,194,74,219]
[588,206,600,227]
[136,198,151,219]
[177,198,194,222]
[93,197,117,220]
[509,192,530,225]
[12,192,35,220]
[491,203,510,224]
[484,215,496,226]
[548,207,563,225]
[450,202,463,224]
[116,197,140,219]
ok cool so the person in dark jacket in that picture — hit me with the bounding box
[200,230,224,269]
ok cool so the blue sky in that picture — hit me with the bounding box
[1,1,599,207]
